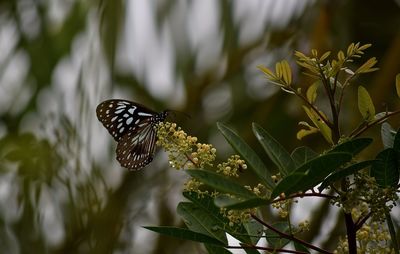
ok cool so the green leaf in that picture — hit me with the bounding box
[371,148,399,187]
[319,160,375,191]
[381,123,396,149]
[306,82,319,104]
[214,195,267,210]
[243,218,263,245]
[265,222,290,248]
[281,60,292,86]
[217,122,274,189]
[393,127,400,153]
[177,202,228,244]
[258,65,277,81]
[294,241,311,253]
[252,123,295,175]
[143,226,225,246]
[205,245,232,254]
[302,106,333,144]
[276,61,283,79]
[271,152,352,199]
[186,169,258,199]
[270,173,307,199]
[182,192,252,244]
[358,86,375,121]
[291,146,318,167]
[329,138,372,156]
[320,51,331,62]
[183,192,222,214]
[296,127,318,140]
[355,57,378,74]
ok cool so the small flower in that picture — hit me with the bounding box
[216,155,247,177]
[156,122,216,170]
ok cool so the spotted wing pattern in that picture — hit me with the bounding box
[96,99,168,170]
[96,99,157,141]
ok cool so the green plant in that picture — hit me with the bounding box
[145,43,400,254]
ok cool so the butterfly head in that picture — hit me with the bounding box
[154,110,169,123]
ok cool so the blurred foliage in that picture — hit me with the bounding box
[0,0,400,253]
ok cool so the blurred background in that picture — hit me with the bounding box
[1,0,400,253]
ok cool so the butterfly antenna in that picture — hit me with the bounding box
[166,110,191,120]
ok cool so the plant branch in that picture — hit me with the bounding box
[271,192,336,203]
[251,214,333,254]
[355,212,372,231]
[344,212,357,254]
[228,245,308,254]
[337,73,357,116]
[349,110,400,138]
[317,60,339,143]
[293,88,334,129]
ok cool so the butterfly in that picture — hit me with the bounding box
[96,99,169,170]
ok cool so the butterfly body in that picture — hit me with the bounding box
[96,99,168,170]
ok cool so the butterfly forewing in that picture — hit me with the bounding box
[96,99,157,141]
[96,99,168,170]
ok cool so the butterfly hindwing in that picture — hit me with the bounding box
[116,122,157,170]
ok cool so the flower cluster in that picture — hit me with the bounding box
[272,199,294,218]
[354,173,398,222]
[156,122,216,169]
[334,221,394,253]
[297,220,310,233]
[183,178,204,193]
[216,155,247,177]
[333,172,399,222]
[220,207,255,227]
[244,183,267,198]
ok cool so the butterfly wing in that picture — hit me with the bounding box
[96,99,157,141]
[116,119,158,170]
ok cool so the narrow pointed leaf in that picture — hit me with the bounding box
[319,160,375,191]
[329,138,372,156]
[243,219,264,245]
[265,222,290,248]
[291,146,318,167]
[214,195,267,210]
[358,86,375,121]
[271,173,307,199]
[306,82,319,104]
[182,192,254,245]
[320,51,331,62]
[217,122,274,189]
[183,191,222,215]
[205,245,232,254]
[252,123,295,175]
[281,60,292,86]
[303,106,333,144]
[271,152,352,199]
[355,57,378,74]
[258,65,276,79]
[177,202,228,244]
[371,148,399,187]
[294,242,311,253]
[143,226,225,246]
[186,169,257,199]
[296,128,318,140]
